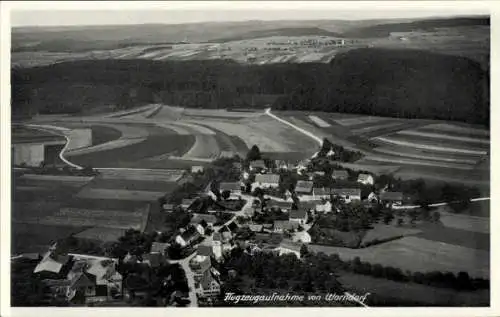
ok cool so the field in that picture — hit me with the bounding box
[360,224,422,247]
[339,272,489,306]
[308,236,489,278]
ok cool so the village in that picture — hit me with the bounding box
[13,138,442,307]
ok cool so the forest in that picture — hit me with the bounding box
[12,48,489,126]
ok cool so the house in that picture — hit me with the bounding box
[142,253,165,268]
[219,151,235,159]
[367,192,379,203]
[191,213,217,227]
[380,191,404,207]
[274,160,289,171]
[357,173,374,185]
[253,232,284,246]
[150,242,169,255]
[190,255,212,280]
[191,166,204,174]
[255,173,280,188]
[162,204,175,213]
[315,200,333,213]
[313,187,332,200]
[219,182,242,198]
[292,231,312,244]
[212,232,223,260]
[175,226,201,247]
[289,208,308,225]
[277,239,303,258]
[197,244,214,258]
[295,180,314,199]
[248,224,264,232]
[313,171,325,177]
[332,188,361,203]
[249,160,266,171]
[267,200,293,212]
[181,198,196,210]
[192,220,208,235]
[332,170,349,180]
[39,252,122,304]
[232,162,242,172]
[296,160,309,172]
[273,220,300,233]
[33,246,72,276]
[195,269,221,298]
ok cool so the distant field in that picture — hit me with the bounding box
[91,125,122,145]
[89,178,178,192]
[339,273,489,306]
[360,224,421,247]
[308,236,489,278]
[12,223,86,255]
[99,168,185,182]
[76,187,165,201]
[67,198,149,211]
[73,227,126,243]
[416,224,489,250]
[435,209,490,233]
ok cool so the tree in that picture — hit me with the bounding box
[246,145,262,161]
[382,209,394,225]
[397,218,404,226]
[431,211,441,223]
[300,244,309,258]
[221,190,231,200]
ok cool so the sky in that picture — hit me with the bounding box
[9,3,490,27]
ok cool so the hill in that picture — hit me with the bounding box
[342,16,490,38]
[11,48,489,126]
[209,27,343,42]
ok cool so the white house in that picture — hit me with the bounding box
[332,188,361,203]
[315,200,332,213]
[191,166,204,174]
[277,240,302,259]
[292,231,312,244]
[295,180,314,200]
[255,173,280,188]
[357,173,374,185]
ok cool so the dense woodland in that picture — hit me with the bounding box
[12,48,489,126]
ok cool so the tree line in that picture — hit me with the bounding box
[12,48,489,126]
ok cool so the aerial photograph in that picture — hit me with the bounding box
[8,3,491,309]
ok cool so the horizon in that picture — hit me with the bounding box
[10,10,489,28]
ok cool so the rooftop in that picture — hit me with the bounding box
[289,208,307,219]
[279,239,303,252]
[295,180,313,193]
[380,191,404,201]
[220,182,241,191]
[332,188,361,196]
[255,173,280,184]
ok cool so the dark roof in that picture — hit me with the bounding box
[143,253,164,268]
[255,173,280,184]
[332,188,361,196]
[199,269,219,289]
[191,213,217,224]
[70,271,96,289]
[250,160,266,168]
[197,244,214,257]
[254,232,283,245]
[289,209,307,219]
[380,191,404,201]
[213,232,222,241]
[295,180,313,193]
[267,200,293,210]
[227,221,240,232]
[332,170,349,178]
[220,182,241,191]
[181,226,201,242]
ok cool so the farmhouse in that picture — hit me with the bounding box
[191,213,217,227]
[34,246,72,275]
[142,253,165,268]
[380,191,404,207]
[175,226,201,247]
[267,200,293,212]
[191,166,204,174]
[189,254,212,280]
[195,269,221,298]
[255,173,280,188]
[249,160,266,171]
[295,180,314,199]
[332,188,361,203]
[277,239,303,259]
[219,182,242,197]
[332,170,349,180]
[313,187,332,200]
[232,162,242,172]
[274,160,289,171]
[292,231,312,244]
[289,208,308,225]
[357,173,374,185]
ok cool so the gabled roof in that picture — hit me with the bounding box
[250,160,266,168]
[332,188,361,196]
[181,226,201,241]
[33,251,70,274]
[191,213,217,224]
[181,198,196,206]
[254,232,283,245]
[255,173,280,184]
[267,200,293,210]
[357,173,373,181]
[332,170,349,178]
[380,191,403,201]
[70,271,96,290]
[151,242,169,254]
[279,239,302,252]
[227,221,240,232]
[248,224,263,232]
[220,182,241,191]
[142,253,164,268]
[289,208,307,219]
[197,244,214,257]
[313,187,332,196]
[295,180,313,193]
